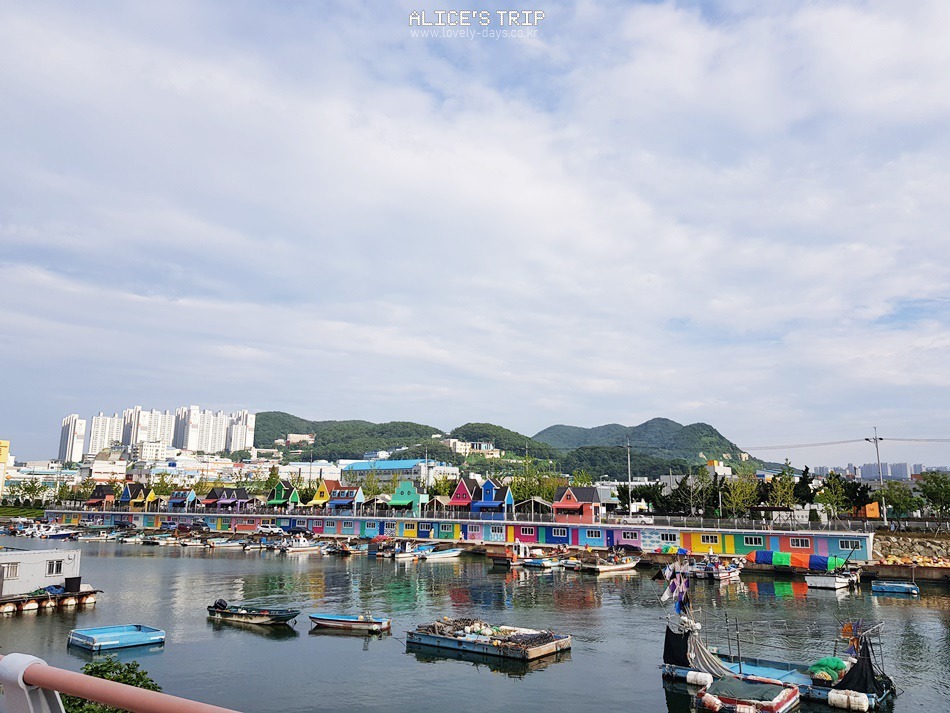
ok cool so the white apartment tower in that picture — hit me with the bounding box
[173,406,254,453]
[122,406,175,448]
[227,410,256,452]
[58,414,87,464]
[88,412,124,454]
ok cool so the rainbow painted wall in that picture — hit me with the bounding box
[47,509,874,561]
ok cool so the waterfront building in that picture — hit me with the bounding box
[471,478,514,519]
[85,484,116,510]
[305,478,341,507]
[0,548,82,599]
[552,486,603,524]
[118,482,157,511]
[168,489,197,511]
[342,459,458,488]
[447,477,481,512]
[327,486,364,514]
[58,414,87,464]
[387,480,429,517]
[266,480,300,509]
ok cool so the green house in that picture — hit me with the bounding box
[388,480,429,518]
[266,480,300,509]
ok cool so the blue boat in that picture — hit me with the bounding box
[871,580,920,596]
[68,624,166,651]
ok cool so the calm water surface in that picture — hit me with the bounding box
[1,538,948,712]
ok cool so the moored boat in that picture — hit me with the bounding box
[68,624,166,651]
[207,599,300,625]
[309,612,392,632]
[581,555,640,574]
[695,675,800,713]
[421,547,463,560]
[805,571,857,590]
[522,557,563,569]
[406,618,571,661]
[871,580,919,596]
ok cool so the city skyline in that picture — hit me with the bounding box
[1,3,949,468]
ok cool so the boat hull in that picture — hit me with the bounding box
[309,614,391,632]
[207,607,300,625]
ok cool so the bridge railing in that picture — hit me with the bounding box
[0,653,240,713]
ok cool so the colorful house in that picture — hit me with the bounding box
[119,483,156,512]
[327,487,364,514]
[217,487,251,511]
[86,484,116,510]
[388,481,429,517]
[471,478,513,520]
[306,478,341,508]
[168,489,197,511]
[447,477,481,512]
[266,480,300,509]
[200,486,228,510]
[552,486,603,524]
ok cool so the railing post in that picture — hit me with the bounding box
[0,654,66,713]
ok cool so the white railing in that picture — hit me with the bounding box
[0,653,240,713]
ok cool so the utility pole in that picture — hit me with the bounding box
[626,440,633,515]
[865,427,888,526]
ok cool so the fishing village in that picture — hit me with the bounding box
[3,457,950,711]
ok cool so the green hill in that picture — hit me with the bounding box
[533,418,744,464]
[449,422,559,460]
[254,412,445,461]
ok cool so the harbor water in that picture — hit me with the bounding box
[1,539,948,712]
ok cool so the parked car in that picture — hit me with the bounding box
[255,524,285,536]
[287,527,311,535]
[159,521,178,531]
[112,521,137,531]
[191,522,210,532]
[620,514,654,525]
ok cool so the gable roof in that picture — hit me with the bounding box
[553,486,602,503]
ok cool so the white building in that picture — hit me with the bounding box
[122,407,175,448]
[227,410,255,452]
[79,450,128,483]
[88,412,124,455]
[58,414,86,464]
[174,406,254,453]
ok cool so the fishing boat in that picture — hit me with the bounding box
[487,541,532,568]
[242,541,265,551]
[406,617,571,661]
[421,547,463,560]
[659,569,895,709]
[67,624,166,651]
[207,599,300,625]
[309,613,392,632]
[871,580,919,596]
[34,524,81,540]
[805,571,858,590]
[141,534,175,546]
[522,557,563,569]
[206,538,245,549]
[581,555,640,574]
[178,537,207,547]
[278,535,323,553]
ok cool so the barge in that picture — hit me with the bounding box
[406,617,571,661]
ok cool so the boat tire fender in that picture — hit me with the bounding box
[687,671,714,687]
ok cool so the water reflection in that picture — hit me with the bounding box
[405,642,571,678]
[207,619,300,640]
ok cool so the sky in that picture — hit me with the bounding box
[1,1,949,469]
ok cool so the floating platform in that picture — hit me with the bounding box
[407,618,571,661]
[68,624,166,651]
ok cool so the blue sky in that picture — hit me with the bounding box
[2,1,949,468]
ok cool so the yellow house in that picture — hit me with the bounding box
[306,478,341,507]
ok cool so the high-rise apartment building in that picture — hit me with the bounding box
[227,410,256,452]
[58,414,87,464]
[88,412,124,454]
[122,407,175,448]
[173,406,255,453]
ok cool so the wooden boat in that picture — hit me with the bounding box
[581,555,640,574]
[406,618,571,661]
[309,613,392,632]
[487,542,531,568]
[421,547,463,560]
[712,565,742,582]
[207,599,300,625]
[207,539,245,549]
[871,580,919,596]
[178,537,207,547]
[68,624,166,651]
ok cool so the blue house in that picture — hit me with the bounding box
[471,478,514,520]
[168,489,197,511]
[327,486,365,515]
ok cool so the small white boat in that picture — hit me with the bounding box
[581,555,640,574]
[207,539,245,549]
[309,612,392,632]
[279,535,323,553]
[522,557,563,569]
[805,572,854,590]
[178,537,207,547]
[421,548,463,560]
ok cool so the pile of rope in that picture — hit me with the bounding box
[505,632,558,647]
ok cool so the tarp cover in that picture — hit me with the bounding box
[706,678,788,702]
[663,626,691,667]
[772,551,792,566]
[834,639,888,697]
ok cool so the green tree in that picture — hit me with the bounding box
[815,474,847,519]
[229,449,251,462]
[793,468,815,505]
[55,482,73,503]
[76,477,96,501]
[571,469,594,486]
[362,471,381,498]
[151,472,174,496]
[261,466,281,494]
[874,481,922,519]
[428,474,454,497]
[918,471,950,518]
[769,474,796,510]
[20,479,50,503]
[385,473,399,495]
[842,480,872,513]
[722,472,758,519]
[62,657,161,713]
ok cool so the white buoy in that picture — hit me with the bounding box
[60,596,77,608]
[20,600,39,612]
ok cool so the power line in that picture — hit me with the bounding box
[746,437,950,451]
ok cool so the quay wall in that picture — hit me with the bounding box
[44,509,875,561]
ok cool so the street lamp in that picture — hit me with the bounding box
[626,440,633,516]
[865,427,888,527]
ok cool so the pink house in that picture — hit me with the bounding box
[552,486,603,524]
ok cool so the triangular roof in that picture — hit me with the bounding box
[553,486,601,503]
[120,483,147,501]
